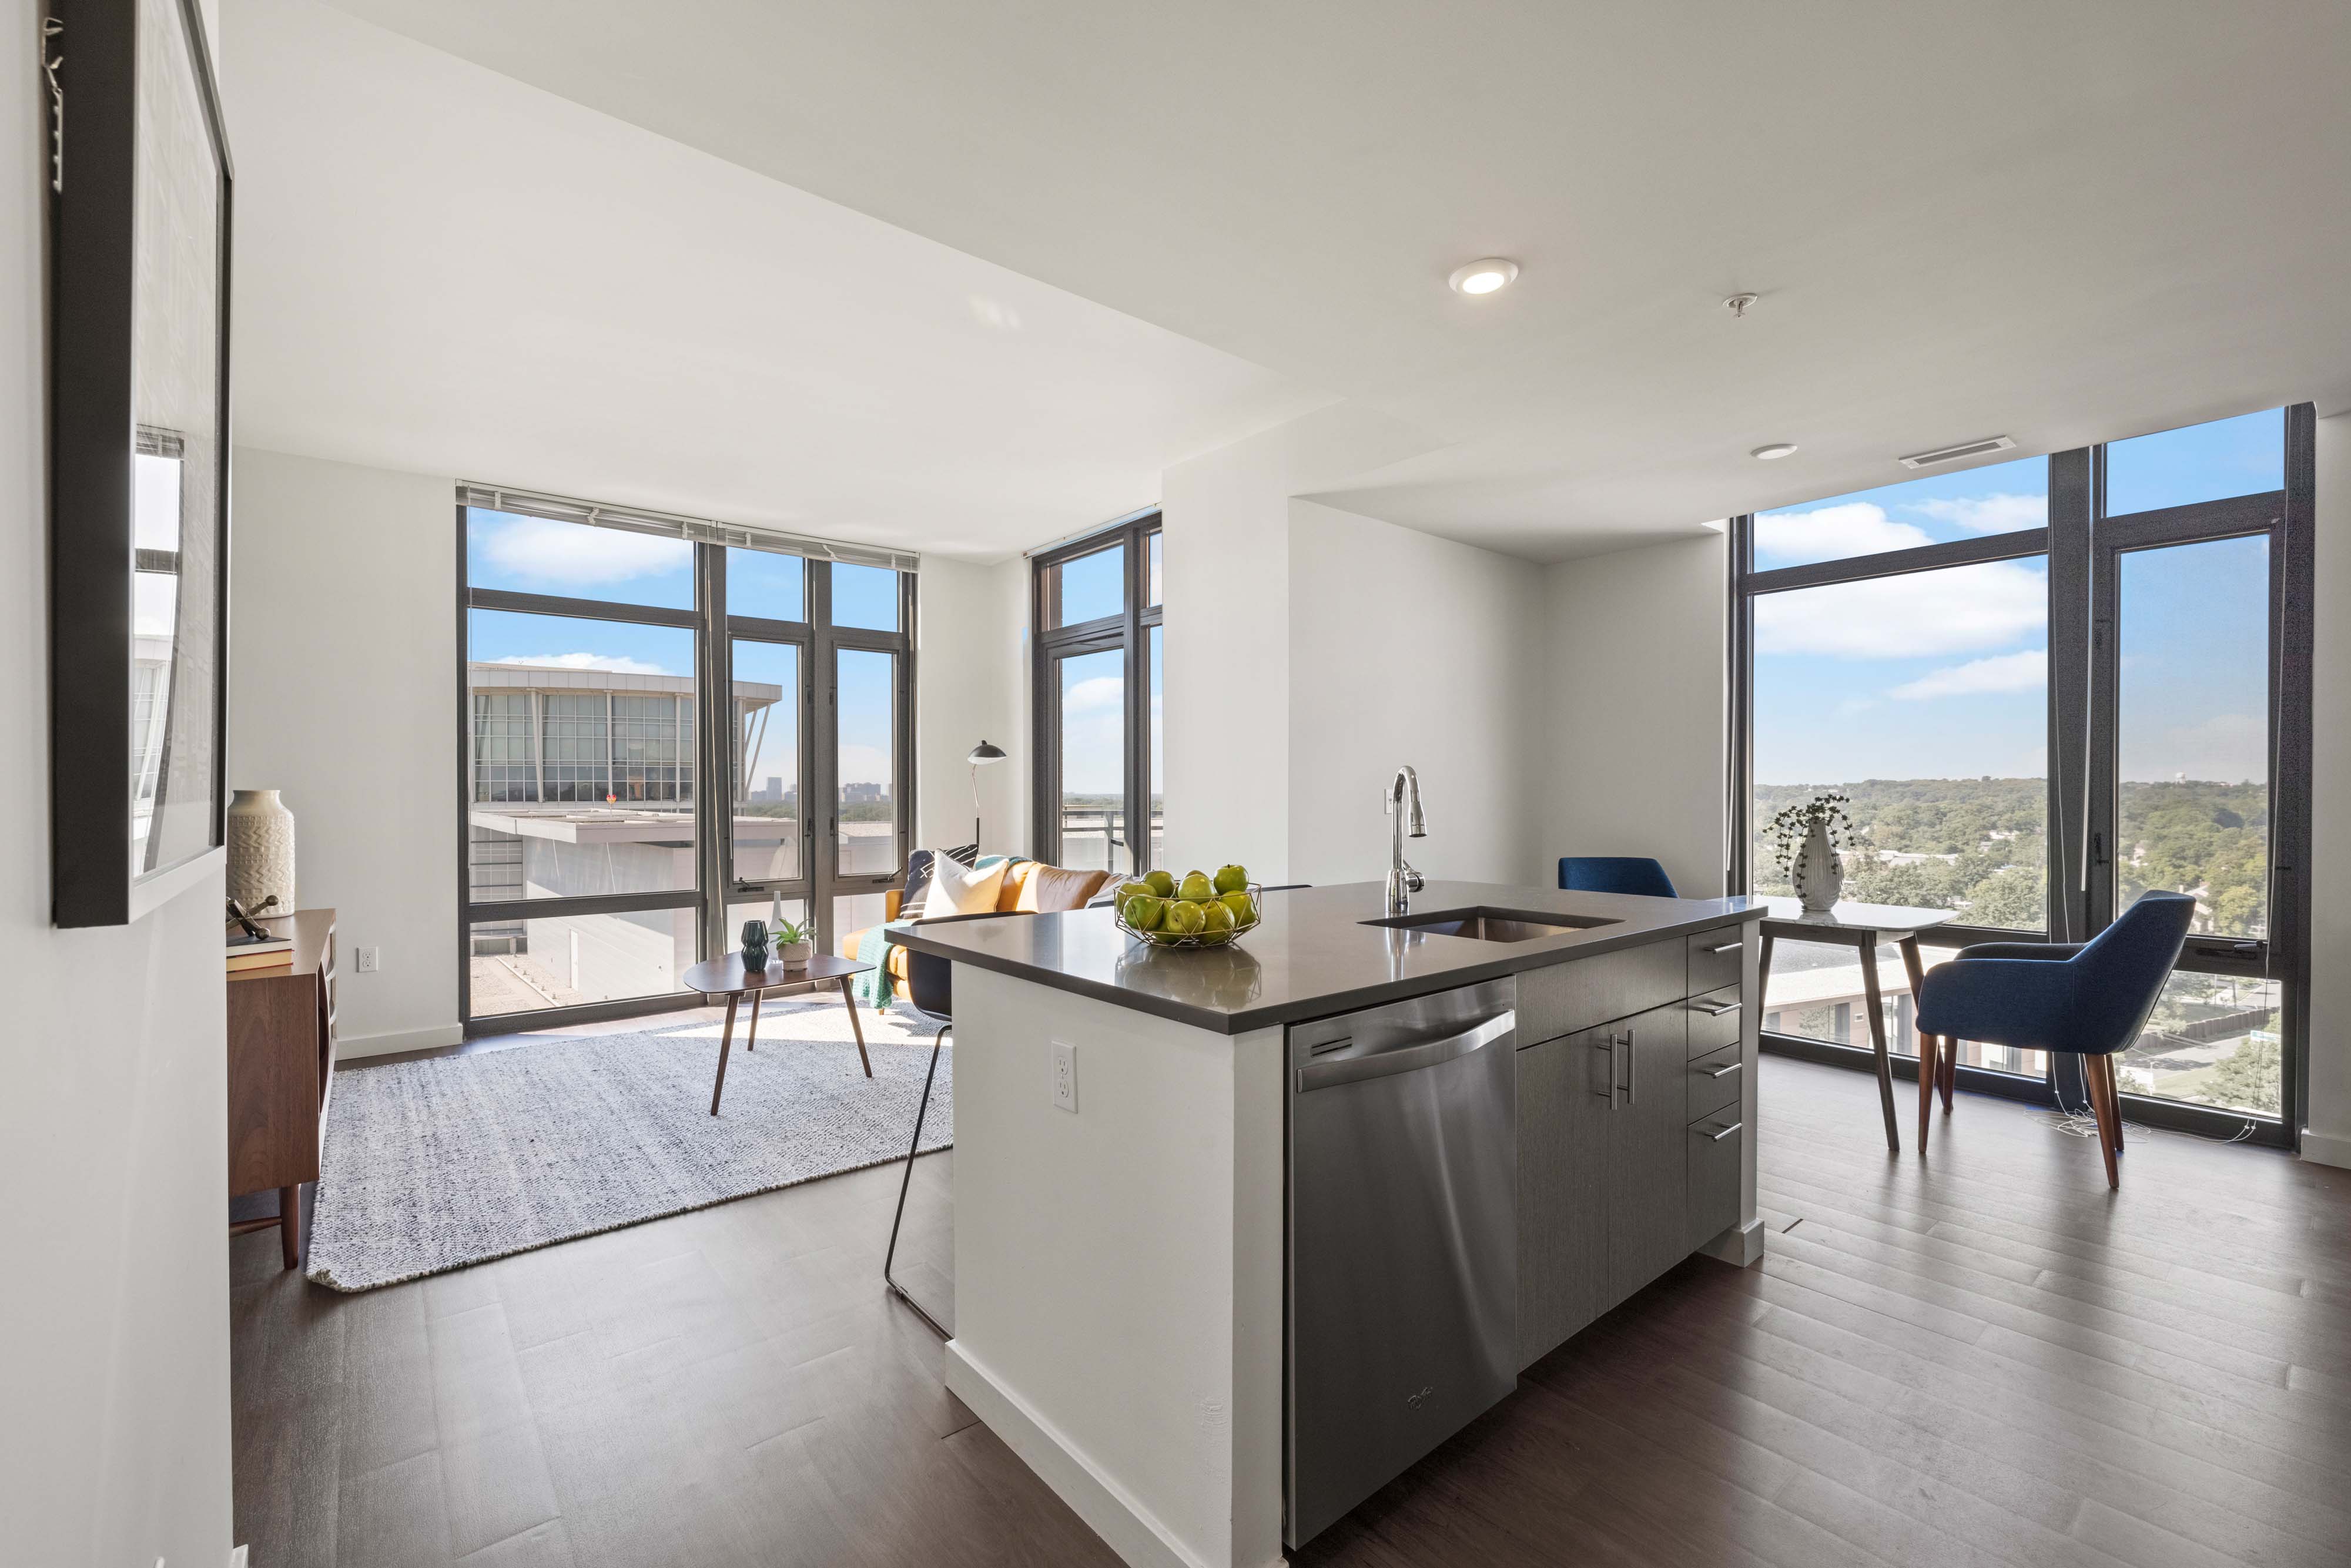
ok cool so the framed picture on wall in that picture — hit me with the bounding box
[48,0,235,927]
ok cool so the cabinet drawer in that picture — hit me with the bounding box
[1686,1041,1743,1124]
[1687,1113,1742,1251]
[1516,938,1686,1046]
[1686,926,1746,995]
[1685,985,1743,1058]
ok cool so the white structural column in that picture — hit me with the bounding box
[942,967,1287,1568]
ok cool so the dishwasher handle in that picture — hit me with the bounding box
[1295,1011,1515,1093]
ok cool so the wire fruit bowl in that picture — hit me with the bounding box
[1113,882,1265,950]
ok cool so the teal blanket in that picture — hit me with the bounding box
[846,854,1017,1014]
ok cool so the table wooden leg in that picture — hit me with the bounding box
[1860,940,1899,1153]
[840,976,873,1078]
[1757,930,1776,1003]
[1899,936,1935,1152]
[711,993,739,1115]
[1940,1027,1958,1110]
[745,988,762,1052]
[279,1182,302,1271]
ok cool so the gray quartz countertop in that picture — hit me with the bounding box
[890,879,1766,1035]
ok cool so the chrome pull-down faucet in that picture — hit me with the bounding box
[1385,766,1426,914]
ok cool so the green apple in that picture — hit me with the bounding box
[1122,893,1165,931]
[1117,880,1153,904]
[1218,890,1256,927]
[1161,899,1205,936]
[1213,863,1249,895]
[1144,869,1177,897]
[1178,871,1215,903]
[1201,900,1235,937]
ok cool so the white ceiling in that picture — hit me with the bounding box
[257,0,2351,561]
[220,0,1328,561]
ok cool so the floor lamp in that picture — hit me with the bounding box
[967,740,1007,850]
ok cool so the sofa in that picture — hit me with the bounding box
[842,858,1117,1003]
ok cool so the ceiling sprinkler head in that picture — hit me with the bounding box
[1724,292,1759,319]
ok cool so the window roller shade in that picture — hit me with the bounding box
[458,483,920,574]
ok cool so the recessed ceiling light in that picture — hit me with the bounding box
[1448,258,1519,296]
[1751,443,1799,461]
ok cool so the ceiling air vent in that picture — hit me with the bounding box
[1898,435,2017,470]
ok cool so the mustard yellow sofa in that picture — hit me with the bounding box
[843,860,1116,1001]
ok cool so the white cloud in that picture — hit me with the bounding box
[1756,558,2045,658]
[478,515,688,589]
[1063,675,1125,715]
[481,652,673,676]
[1888,649,2045,700]
[1754,502,1931,563]
[1908,492,2047,532]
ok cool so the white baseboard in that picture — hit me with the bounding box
[1699,1217,1767,1267]
[335,1023,464,1061]
[943,1340,1276,1568]
[2300,1127,2351,1170]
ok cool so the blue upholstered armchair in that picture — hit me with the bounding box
[1913,890,2195,1187]
[1558,857,1677,899]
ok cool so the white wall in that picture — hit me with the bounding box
[1286,500,1546,887]
[1159,432,1294,881]
[915,554,1028,859]
[230,447,461,1056]
[2304,410,2351,1168]
[0,4,236,1563]
[1539,534,1729,898]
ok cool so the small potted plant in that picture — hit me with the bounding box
[1767,791,1853,913]
[772,915,814,970]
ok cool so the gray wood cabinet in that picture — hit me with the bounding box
[1514,1026,1609,1365]
[1515,925,1751,1371]
[1605,1001,1692,1306]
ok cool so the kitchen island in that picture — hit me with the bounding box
[896,879,1765,1568]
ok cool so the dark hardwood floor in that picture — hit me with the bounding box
[233,1041,2351,1567]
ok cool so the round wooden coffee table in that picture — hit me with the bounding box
[681,951,876,1115]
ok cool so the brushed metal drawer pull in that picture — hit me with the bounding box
[1703,940,1743,954]
[1690,999,1742,1017]
[1696,1058,1742,1080]
[1699,1120,1743,1142]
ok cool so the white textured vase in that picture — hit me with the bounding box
[1793,819,1844,914]
[226,789,296,916]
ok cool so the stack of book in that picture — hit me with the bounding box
[227,932,294,975]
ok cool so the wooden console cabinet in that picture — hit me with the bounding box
[227,909,336,1269]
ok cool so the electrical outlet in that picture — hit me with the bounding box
[354,947,380,974]
[1051,1040,1077,1113]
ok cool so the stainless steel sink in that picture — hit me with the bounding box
[1361,907,1619,943]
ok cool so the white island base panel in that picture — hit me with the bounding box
[943,966,1287,1568]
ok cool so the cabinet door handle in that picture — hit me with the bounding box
[1699,1120,1743,1142]
[1690,999,1742,1017]
[1704,940,1743,954]
[1696,1058,1742,1080]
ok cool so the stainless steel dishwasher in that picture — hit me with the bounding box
[1285,977,1517,1548]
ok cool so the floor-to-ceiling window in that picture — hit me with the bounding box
[1730,407,2313,1144]
[460,490,916,1030]
[1032,511,1163,873]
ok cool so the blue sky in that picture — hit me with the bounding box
[1754,410,2279,786]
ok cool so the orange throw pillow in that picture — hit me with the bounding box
[1017,864,1111,913]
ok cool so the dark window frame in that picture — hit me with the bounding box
[1032,510,1163,873]
[1727,408,2315,1146]
[457,506,917,1034]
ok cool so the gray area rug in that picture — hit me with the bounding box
[306,1000,951,1292]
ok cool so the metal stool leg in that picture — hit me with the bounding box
[884,1024,951,1338]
